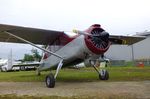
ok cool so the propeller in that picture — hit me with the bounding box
[73,29,92,36]
[73,29,109,49]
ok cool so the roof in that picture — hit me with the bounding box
[135,31,150,36]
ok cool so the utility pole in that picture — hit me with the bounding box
[131,45,135,66]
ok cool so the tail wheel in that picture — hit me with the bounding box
[99,69,109,80]
[45,73,55,88]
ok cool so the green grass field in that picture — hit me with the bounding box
[0,66,150,82]
[0,66,150,99]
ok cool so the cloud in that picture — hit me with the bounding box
[0,0,150,59]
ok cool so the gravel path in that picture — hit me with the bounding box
[0,81,150,98]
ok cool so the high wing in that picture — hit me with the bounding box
[73,29,145,45]
[0,24,64,45]
[0,24,146,46]
[109,35,146,45]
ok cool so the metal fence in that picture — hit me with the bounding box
[134,59,150,66]
[108,59,150,66]
[109,60,126,66]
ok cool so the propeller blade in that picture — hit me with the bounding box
[72,29,92,36]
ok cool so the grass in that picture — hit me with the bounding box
[107,66,150,81]
[0,66,149,99]
[0,66,150,82]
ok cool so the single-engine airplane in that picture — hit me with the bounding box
[0,24,145,88]
[0,59,8,67]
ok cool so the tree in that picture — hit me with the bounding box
[23,54,34,62]
[31,48,42,61]
[23,48,42,62]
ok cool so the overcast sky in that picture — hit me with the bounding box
[0,0,150,59]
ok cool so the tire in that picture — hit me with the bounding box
[20,66,25,71]
[45,73,55,88]
[99,69,109,80]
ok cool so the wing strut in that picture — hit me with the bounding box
[4,31,63,59]
[54,59,63,79]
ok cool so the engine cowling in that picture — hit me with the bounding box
[84,24,111,55]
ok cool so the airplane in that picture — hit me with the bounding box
[0,59,40,72]
[0,59,8,67]
[0,58,14,72]
[0,49,13,71]
[0,24,145,88]
[13,61,40,71]
[0,51,40,72]
[0,59,17,72]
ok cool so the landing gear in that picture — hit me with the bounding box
[99,69,109,80]
[45,73,55,88]
[91,61,109,80]
[20,66,25,71]
[45,59,63,88]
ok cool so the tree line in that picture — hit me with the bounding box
[23,48,42,62]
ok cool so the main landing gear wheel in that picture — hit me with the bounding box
[45,59,63,88]
[91,62,109,81]
[99,69,109,80]
[45,73,55,88]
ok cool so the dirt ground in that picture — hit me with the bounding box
[0,81,150,98]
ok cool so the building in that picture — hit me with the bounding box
[105,31,150,61]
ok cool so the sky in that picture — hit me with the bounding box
[0,0,150,59]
